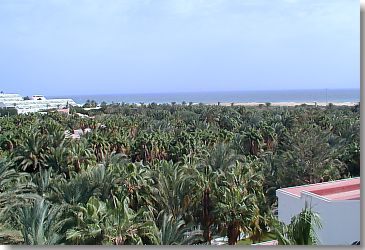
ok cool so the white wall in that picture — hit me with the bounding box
[312,199,360,245]
[277,191,303,224]
[277,190,360,245]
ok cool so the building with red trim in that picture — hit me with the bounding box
[276,177,360,245]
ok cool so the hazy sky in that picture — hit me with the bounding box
[0,0,359,96]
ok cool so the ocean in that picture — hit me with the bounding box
[48,88,360,105]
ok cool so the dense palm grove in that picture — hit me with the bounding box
[0,102,360,245]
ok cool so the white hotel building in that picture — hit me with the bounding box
[0,93,78,114]
[276,177,360,245]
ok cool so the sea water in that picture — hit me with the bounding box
[48,88,360,105]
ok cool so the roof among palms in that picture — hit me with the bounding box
[278,177,360,201]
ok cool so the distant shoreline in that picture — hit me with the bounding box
[98,101,358,107]
[218,101,358,107]
[78,101,359,107]
[48,88,360,106]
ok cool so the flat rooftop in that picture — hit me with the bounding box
[278,177,360,201]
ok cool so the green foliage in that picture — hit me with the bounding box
[0,103,359,245]
[83,100,98,108]
[158,213,203,245]
[48,171,98,205]
[0,108,17,117]
[17,198,65,245]
[65,197,107,244]
[206,143,239,171]
[273,206,322,245]
[0,158,35,224]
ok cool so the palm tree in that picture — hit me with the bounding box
[83,100,91,108]
[44,146,71,178]
[66,195,159,245]
[66,197,107,245]
[43,122,65,148]
[277,125,345,186]
[214,162,266,245]
[0,132,17,153]
[69,141,96,173]
[31,168,53,197]
[192,164,220,244]
[205,143,238,171]
[273,206,322,245]
[150,161,195,220]
[48,171,98,206]
[88,132,110,162]
[244,127,263,156]
[0,158,35,221]
[119,162,157,213]
[231,133,248,155]
[16,198,65,245]
[88,164,122,201]
[215,188,257,245]
[259,122,277,151]
[158,213,203,245]
[261,152,281,206]
[104,195,159,245]
[14,132,46,172]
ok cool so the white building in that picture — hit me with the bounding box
[276,177,360,245]
[0,93,78,114]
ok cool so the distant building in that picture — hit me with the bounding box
[64,127,92,140]
[276,177,360,245]
[31,95,47,101]
[0,93,77,114]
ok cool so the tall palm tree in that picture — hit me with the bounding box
[215,188,257,245]
[192,164,220,244]
[214,162,265,245]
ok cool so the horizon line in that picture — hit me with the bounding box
[44,87,360,97]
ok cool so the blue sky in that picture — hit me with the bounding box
[0,0,359,96]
